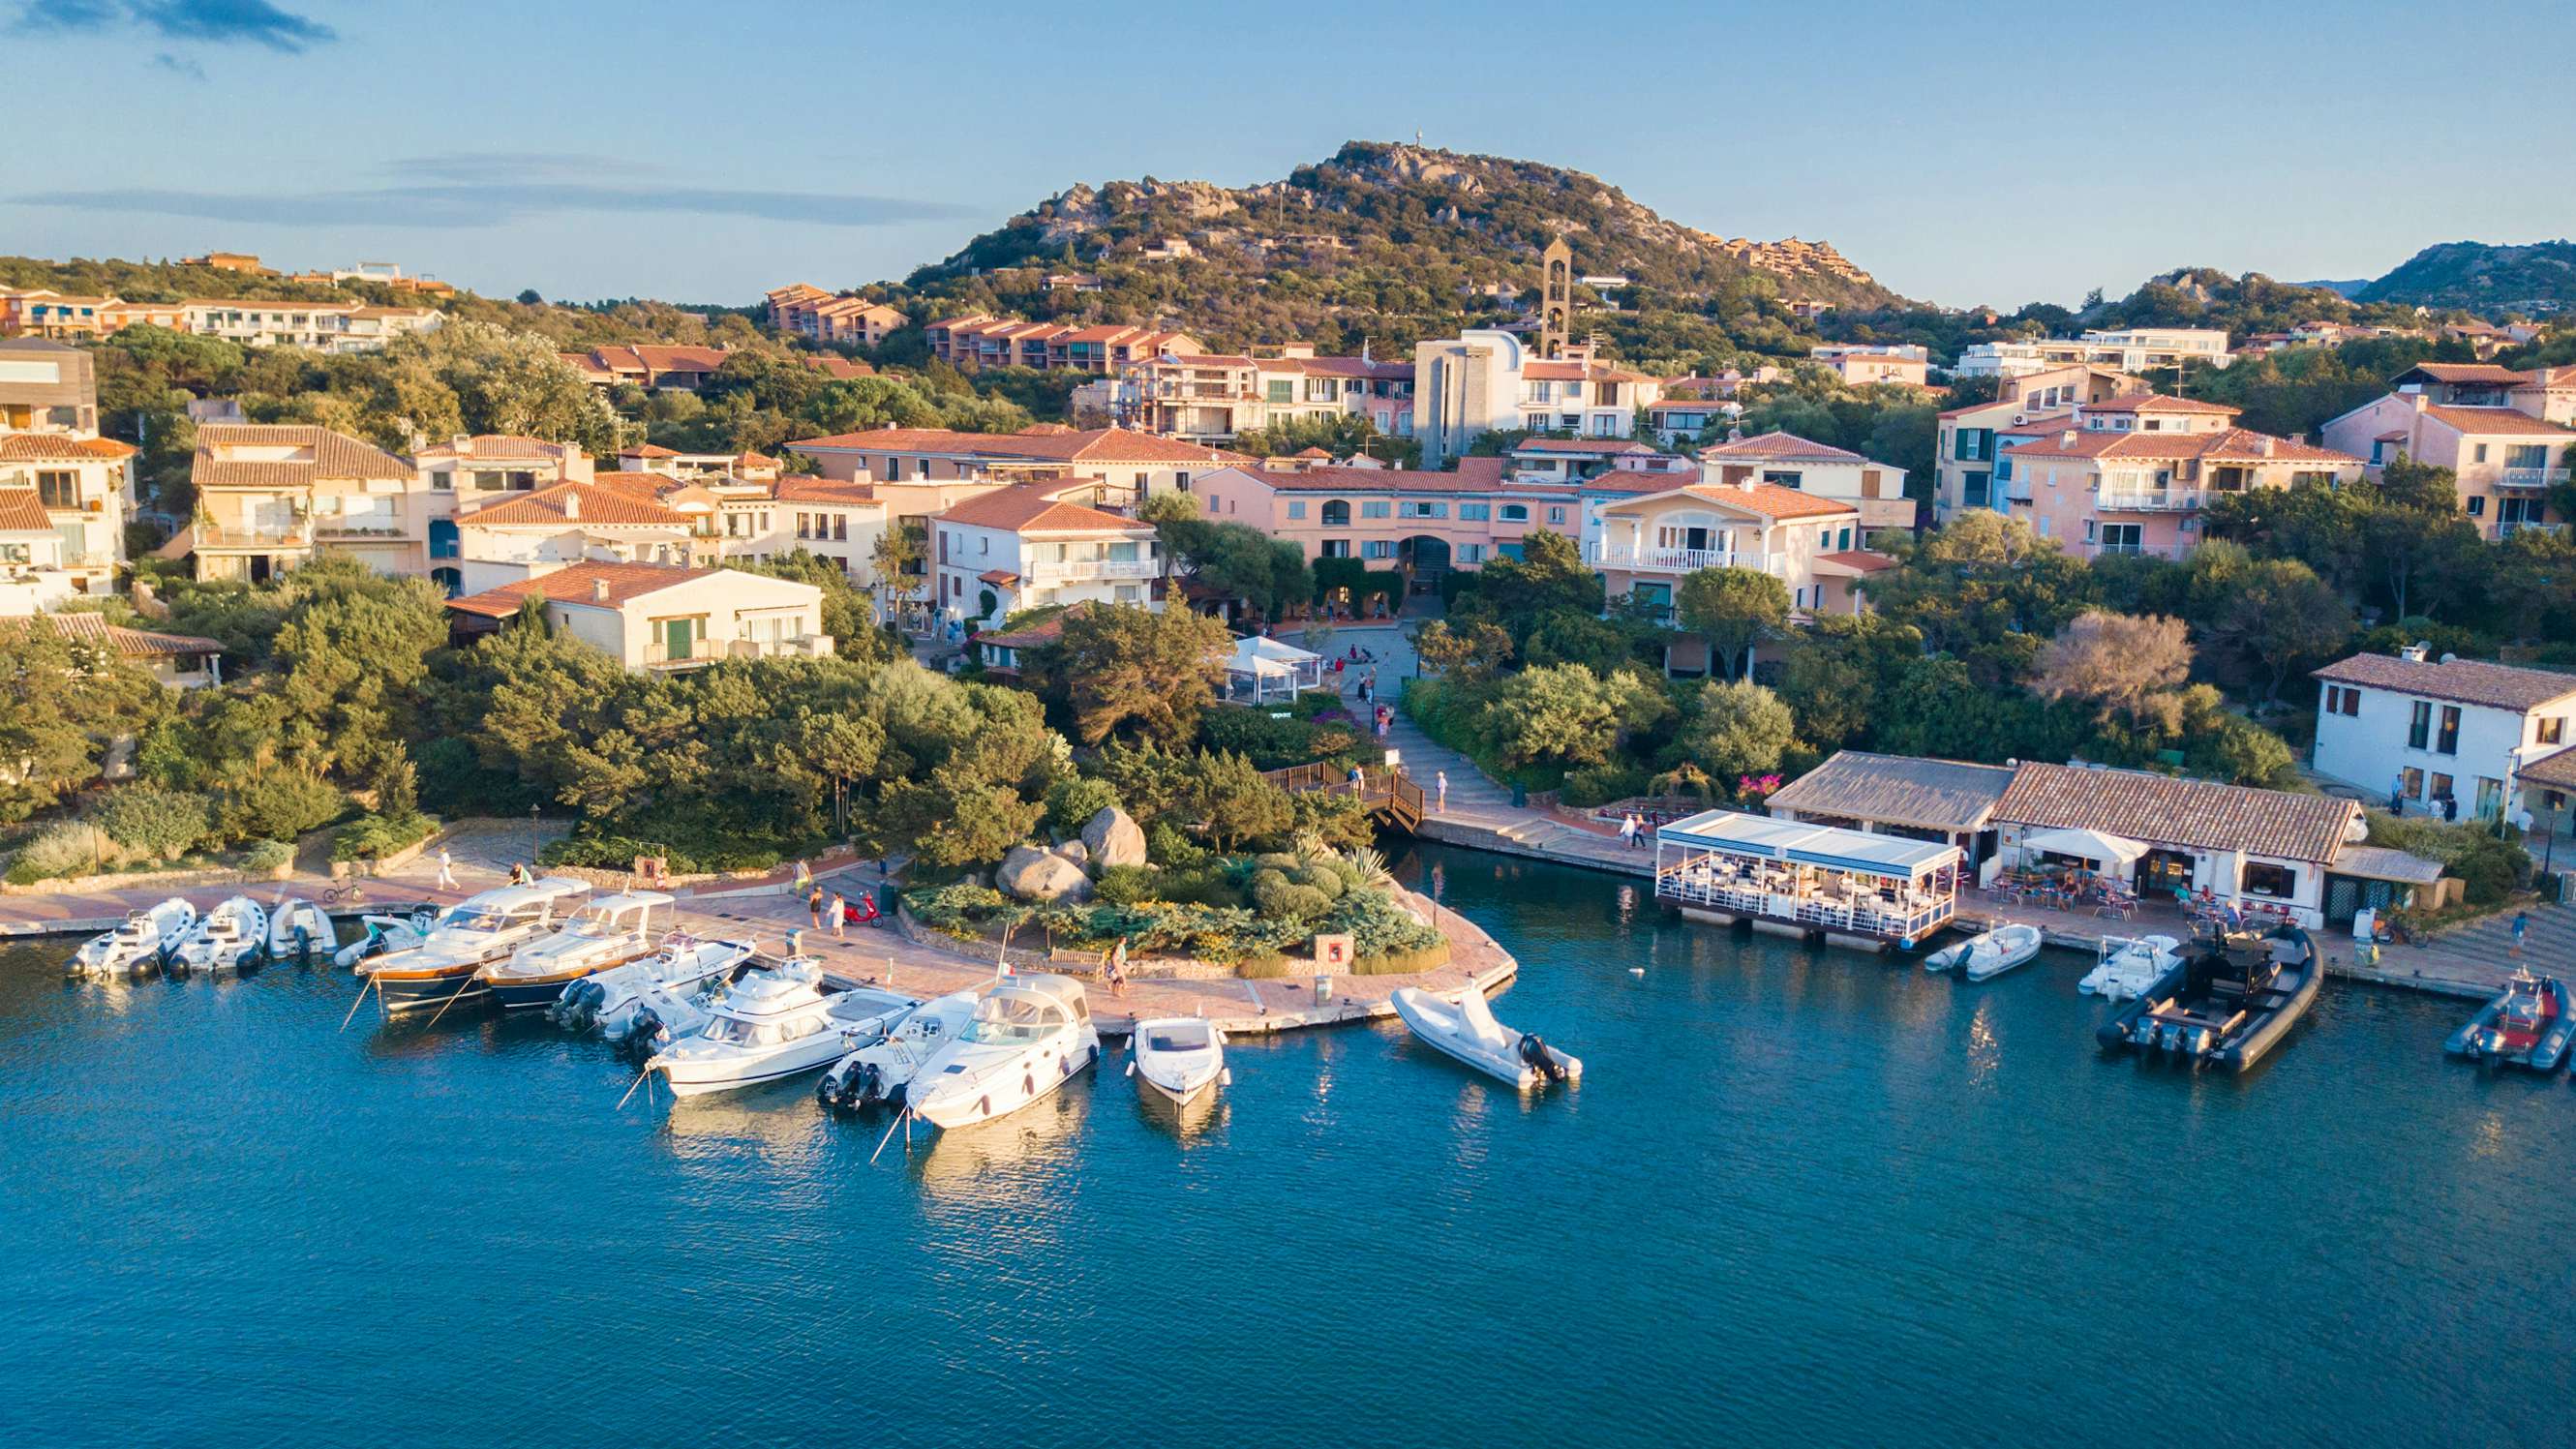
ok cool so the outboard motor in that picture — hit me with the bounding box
[552,979,602,1031]
[621,1008,668,1064]
[1517,1033,1567,1084]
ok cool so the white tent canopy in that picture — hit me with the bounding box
[1223,634,1324,702]
[2021,826,2146,868]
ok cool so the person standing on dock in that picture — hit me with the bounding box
[828,892,846,939]
[2389,772,2407,814]
[1107,937,1130,997]
[1617,814,1637,848]
[435,848,456,891]
[1436,770,1448,814]
[807,886,826,929]
[2512,910,2529,957]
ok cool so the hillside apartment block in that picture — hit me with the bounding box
[785,425,1241,511]
[0,287,439,352]
[1954,327,2233,379]
[925,316,1203,374]
[1930,365,2145,523]
[1106,347,1417,442]
[0,338,132,613]
[2320,363,2576,540]
[764,285,907,347]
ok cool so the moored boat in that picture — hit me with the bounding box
[480,891,671,1011]
[360,877,591,1016]
[905,975,1102,1129]
[645,956,919,1097]
[1924,922,2045,982]
[1389,984,1581,1090]
[266,898,337,962]
[1128,1016,1228,1106]
[334,910,433,970]
[2445,971,2574,1072]
[172,896,268,975]
[71,897,196,977]
[2078,933,2182,1002]
[2097,925,2320,1072]
[554,935,755,1041]
[817,986,985,1112]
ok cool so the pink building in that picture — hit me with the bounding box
[1189,460,1585,589]
[2001,395,2363,559]
[2320,363,2576,539]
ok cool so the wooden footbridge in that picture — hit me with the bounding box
[1262,763,1425,831]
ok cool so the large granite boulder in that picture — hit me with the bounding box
[1054,839,1090,866]
[1081,806,1148,869]
[999,843,1092,902]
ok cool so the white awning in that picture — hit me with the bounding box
[2022,827,2145,868]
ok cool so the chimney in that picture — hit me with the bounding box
[591,577,610,604]
[452,434,470,452]
[2258,437,2275,457]
[561,489,579,521]
[2061,430,2078,446]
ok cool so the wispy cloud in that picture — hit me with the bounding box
[9,0,336,51]
[150,49,206,78]
[14,152,975,230]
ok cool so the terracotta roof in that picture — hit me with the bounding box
[445,562,725,618]
[1600,483,1855,521]
[2004,427,2360,466]
[785,425,1238,467]
[774,477,881,505]
[2087,393,2239,415]
[193,424,415,488]
[1699,431,1868,466]
[802,356,877,380]
[934,486,1151,534]
[0,434,135,462]
[1524,360,1653,383]
[1994,763,2358,863]
[0,488,52,531]
[35,611,223,658]
[578,345,731,374]
[1513,438,1665,456]
[977,568,1021,586]
[1226,465,1509,495]
[1454,457,1508,489]
[462,482,691,528]
[2398,363,2531,385]
[1766,750,2016,831]
[2312,652,2576,712]
[2419,406,2573,438]
[621,443,679,458]
[410,434,571,461]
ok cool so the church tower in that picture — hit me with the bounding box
[1538,236,1572,361]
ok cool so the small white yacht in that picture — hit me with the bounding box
[906,975,1102,1130]
[817,987,987,1111]
[334,910,434,970]
[266,898,338,961]
[480,891,671,1011]
[173,896,268,975]
[361,877,591,1015]
[72,897,197,976]
[1925,922,2046,982]
[556,936,755,1040]
[1391,984,1580,1089]
[646,956,920,1097]
[2079,934,2183,1003]
[1128,1016,1228,1106]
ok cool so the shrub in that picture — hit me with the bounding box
[334,812,437,863]
[1351,942,1451,975]
[1322,888,1445,956]
[902,882,1012,937]
[1159,863,1247,909]
[1199,707,1360,770]
[92,784,213,862]
[12,822,118,881]
[1145,819,1209,868]
[1093,863,1160,906]
[1291,862,1349,900]
[1252,873,1333,921]
[236,839,294,873]
[214,766,345,845]
[1561,763,1651,809]
[1043,775,1121,837]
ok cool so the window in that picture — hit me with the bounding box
[2539,716,2565,745]
[2240,861,2297,899]
[1525,413,1551,432]
[1457,543,1485,564]
[1287,501,1307,520]
[1763,470,1803,490]
[1399,500,1447,519]
[1266,380,1294,405]
[1361,540,1394,559]
[1961,471,1991,507]
[1319,539,1350,558]
[1174,471,1191,492]
[2473,444,2488,464]
[2430,771,2453,805]
[35,470,78,509]
[1319,499,1350,527]
[2408,700,2432,749]
[1459,502,1490,521]
[2099,523,2143,554]
[2437,705,2461,755]
[1361,500,1392,519]
[1500,504,1530,523]
[2467,496,2486,517]
[2401,766,2424,800]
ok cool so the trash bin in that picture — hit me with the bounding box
[1510,781,1528,808]
[1313,975,1334,1004]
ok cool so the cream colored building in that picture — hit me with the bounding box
[175,424,432,582]
[1696,431,1912,530]
[0,337,132,611]
[453,481,699,594]
[1413,329,1662,467]
[445,562,831,672]
[178,299,441,352]
[1589,480,1889,674]
[929,485,1160,631]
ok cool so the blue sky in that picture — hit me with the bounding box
[6,0,2568,311]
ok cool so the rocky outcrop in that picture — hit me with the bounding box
[998,844,1091,902]
[1080,806,1147,869]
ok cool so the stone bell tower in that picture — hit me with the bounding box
[1539,236,1572,361]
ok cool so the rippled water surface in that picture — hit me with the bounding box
[6,845,2573,1448]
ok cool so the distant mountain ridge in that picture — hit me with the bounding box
[2351,240,2576,315]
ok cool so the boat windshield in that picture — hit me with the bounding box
[702,1015,819,1047]
[962,996,1060,1044]
[438,907,507,933]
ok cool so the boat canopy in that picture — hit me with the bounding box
[2021,826,2146,868]
[1656,809,1961,882]
[581,891,675,916]
[466,877,595,916]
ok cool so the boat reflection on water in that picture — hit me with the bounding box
[906,1079,1092,1211]
[1963,1002,2003,1090]
[1131,1071,1227,1143]
[659,1079,833,1170]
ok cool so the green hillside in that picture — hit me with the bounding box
[2353,240,2576,315]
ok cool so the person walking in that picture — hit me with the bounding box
[828,892,847,940]
[2512,910,2529,958]
[1436,770,1449,814]
[807,885,826,929]
[435,847,457,891]
[1107,936,1130,998]
[1631,812,1650,849]
[793,859,812,893]
[1617,814,1637,849]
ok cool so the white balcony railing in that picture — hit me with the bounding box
[647,634,834,668]
[2494,522,2569,541]
[2497,468,2571,489]
[195,522,313,549]
[1587,541,1780,575]
[2083,540,2193,560]
[2094,488,2205,512]
[1028,558,1160,583]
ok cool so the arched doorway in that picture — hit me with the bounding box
[1399,534,1451,594]
[430,565,462,597]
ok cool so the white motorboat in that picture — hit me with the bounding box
[479,891,671,1011]
[172,896,268,975]
[817,986,986,1111]
[555,936,755,1040]
[2079,933,2183,1002]
[646,956,920,1097]
[1127,1016,1228,1105]
[905,975,1102,1130]
[334,910,434,970]
[1389,984,1580,1090]
[360,877,591,1015]
[1925,922,2046,982]
[71,897,196,976]
[266,898,338,961]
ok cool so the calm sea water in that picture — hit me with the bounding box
[5,845,2571,1448]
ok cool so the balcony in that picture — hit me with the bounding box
[2494,521,2569,541]
[1587,541,1779,575]
[2498,468,2570,489]
[1028,558,1160,583]
[647,634,836,670]
[2095,488,2205,513]
[194,522,313,550]
[2082,540,2192,560]
[313,520,409,540]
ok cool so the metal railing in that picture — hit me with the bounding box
[194,522,313,548]
[1586,542,1779,574]
[2494,521,2569,540]
[1262,763,1425,830]
[2094,488,2205,512]
[2498,467,2570,489]
[1653,862,1954,942]
[1028,558,1159,582]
